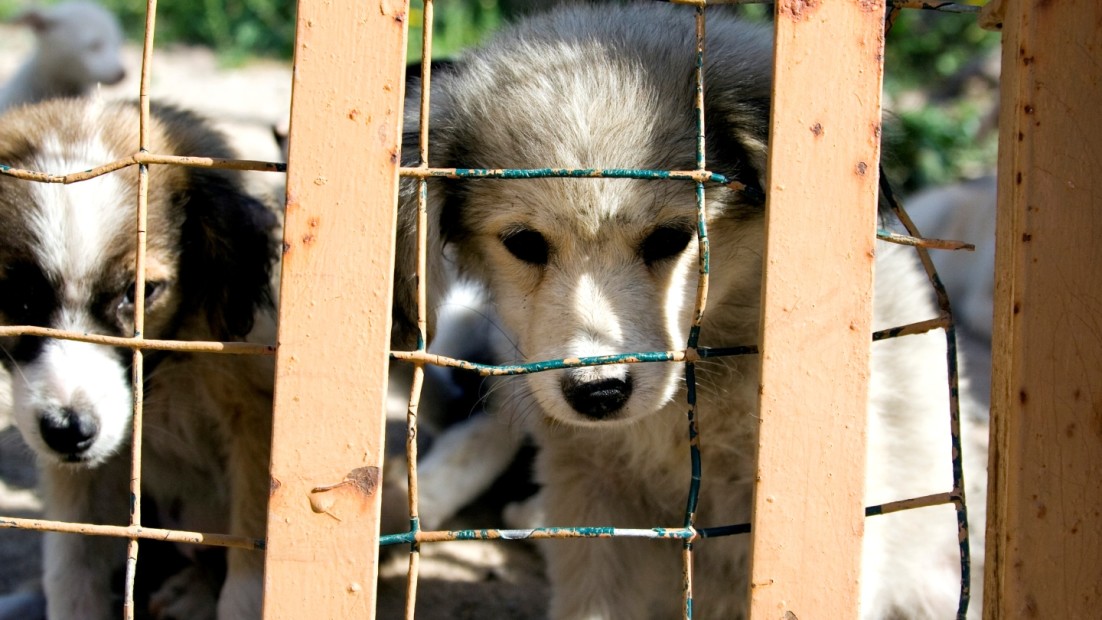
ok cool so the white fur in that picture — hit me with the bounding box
[7,139,137,468]
[0,1,126,113]
[402,5,987,618]
[0,98,275,620]
[10,339,132,465]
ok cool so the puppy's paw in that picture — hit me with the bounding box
[148,565,218,620]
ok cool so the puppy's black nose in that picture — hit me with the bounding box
[562,375,632,419]
[39,407,99,457]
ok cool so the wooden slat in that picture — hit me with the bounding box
[263,1,409,618]
[748,2,885,617]
[984,0,1102,616]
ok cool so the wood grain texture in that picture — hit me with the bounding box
[749,2,885,617]
[985,0,1102,616]
[263,1,409,618]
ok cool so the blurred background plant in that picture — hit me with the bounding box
[882,4,1000,191]
[0,0,999,191]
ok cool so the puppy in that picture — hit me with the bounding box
[0,1,126,113]
[397,4,983,618]
[0,98,276,619]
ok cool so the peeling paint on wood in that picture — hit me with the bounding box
[308,467,381,520]
[262,0,408,617]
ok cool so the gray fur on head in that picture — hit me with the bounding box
[394,4,774,348]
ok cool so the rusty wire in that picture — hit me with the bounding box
[0,152,284,183]
[879,169,974,619]
[121,1,158,617]
[0,515,263,550]
[404,1,436,618]
[0,326,274,354]
[664,0,981,12]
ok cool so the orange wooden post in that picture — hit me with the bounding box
[262,0,409,617]
[984,0,1102,616]
[749,1,885,617]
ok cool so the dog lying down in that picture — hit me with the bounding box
[396,4,985,619]
[0,98,277,619]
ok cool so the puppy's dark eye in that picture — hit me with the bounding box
[501,229,550,266]
[123,281,165,306]
[0,263,56,324]
[641,226,694,265]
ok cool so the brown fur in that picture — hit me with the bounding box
[0,97,277,619]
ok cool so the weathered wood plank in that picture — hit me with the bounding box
[263,1,409,618]
[749,1,886,616]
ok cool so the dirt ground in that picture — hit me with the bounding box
[0,23,548,619]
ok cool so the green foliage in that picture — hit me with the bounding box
[93,0,506,64]
[884,8,998,92]
[97,0,296,63]
[408,0,502,61]
[86,0,507,64]
[885,101,999,194]
[883,9,1001,191]
[5,0,996,190]
[0,0,17,20]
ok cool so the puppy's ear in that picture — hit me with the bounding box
[179,171,278,340]
[391,68,462,352]
[10,8,53,33]
[392,127,423,350]
[391,123,443,351]
[704,94,771,209]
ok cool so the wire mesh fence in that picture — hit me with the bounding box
[0,0,989,618]
[390,1,977,618]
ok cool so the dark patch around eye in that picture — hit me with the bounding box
[501,229,550,266]
[641,226,694,266]
[0,262,58,326]
[124,280,165,306]
[0,262,58,365]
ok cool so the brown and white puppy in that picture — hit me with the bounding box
[397,4,984,619]
[0,98,276,619]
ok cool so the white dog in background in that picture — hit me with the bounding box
[907,175,997,342]
[397,4,985,618]
[0,1,126,113]
[0,97,277,619]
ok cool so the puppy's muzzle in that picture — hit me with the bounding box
[39,406,100,461]
[561,373,633,419]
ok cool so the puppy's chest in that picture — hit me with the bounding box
[579,389,759,506]
[136,362,238,520]
[141,428,230,534]
[647,385,760,521]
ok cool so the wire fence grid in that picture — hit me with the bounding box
[0,0,986,618]
[393,2,975,618]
